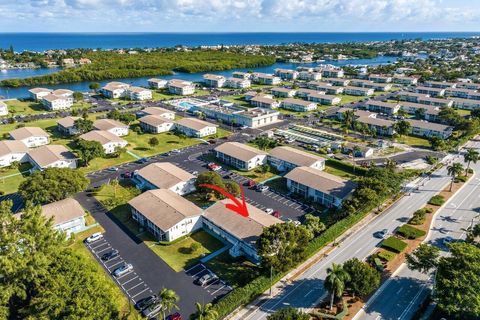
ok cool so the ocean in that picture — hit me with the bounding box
[1,32,479,52]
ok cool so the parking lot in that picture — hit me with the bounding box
[185,264,232,298]
[84,236,154,304]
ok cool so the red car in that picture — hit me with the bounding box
[272,211,281,219]
[244,179,256,189]
[166,312,182,320]
[207,162,221,171]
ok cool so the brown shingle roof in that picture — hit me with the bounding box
[203,199,282,247]
[79,130,126,145]
[136,162,194,189]
[269,146,325,167]
[93,119,128,131]
[41,198,85,226]
[139,115,173,127]
[214,142,267,162]
[27,145,77,168]
[9,127,50,140]
[57,116,80,128]
[141,107,173,116]
[285,166,356,199]
[0,140,28,157]
[128,189,202,231]
[175,118,217,131]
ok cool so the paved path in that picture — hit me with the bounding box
[230,161,452,320]
[353,140,480,320]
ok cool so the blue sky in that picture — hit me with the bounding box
[0,0,479,32]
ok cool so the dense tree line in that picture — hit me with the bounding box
[1,50,276,87]
[0,200,121,319]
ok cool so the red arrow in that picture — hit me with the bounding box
[199,183,249,217]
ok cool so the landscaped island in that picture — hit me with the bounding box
[0,50,276,87]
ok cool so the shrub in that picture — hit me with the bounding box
[455,175,468,183]
[397,224,426,239]
[190,242,201,253]
[425,207,433,213]
[377,250,397,262]
[428,195,445,206]
[381,236,408,253]
[409,209,427,225]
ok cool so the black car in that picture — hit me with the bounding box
[101,249,119,261]
[135,295,158,310]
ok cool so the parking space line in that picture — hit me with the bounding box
[204,279,220,289]
[211,284,226,295]
[126,281,145,292]
[185,264,202,273]
[121,275,139,286]
[191,269,206,278]
[91,242,109,250]
[107,260,124,270]
[131,288,150,299]
[95,246,112,254]
[116,271,135,280]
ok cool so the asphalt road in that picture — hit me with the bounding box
[232,158,453,320]
[354,141,480,320]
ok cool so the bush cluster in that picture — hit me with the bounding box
[381,236,408,253]
[397,224,427,239]
[428,195,445,206]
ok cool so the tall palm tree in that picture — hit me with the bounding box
[447,162,464,192]
[464,148,479,176]
[194,302,218,320]
[324,263,350,310]
[158,288,179,320]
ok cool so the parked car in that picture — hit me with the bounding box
[138,157,149,163]
[207,162,221,171]
[84,232,103,243]
[192,171,198,176]
[244,179,256,189]
[134,295,158,310]
[375,229,389,239]
[112,263,133,278]
[166,312,182,320]
[141,302,162,318]
[207,139,217,144]
[195,273,218,287]
[101,249,119,262]
[256,184,269,192]
[108,167,119,172]
[272,211,281,218]
[265,208,274,215]
[170,149,181,154]
[122,171,132,178]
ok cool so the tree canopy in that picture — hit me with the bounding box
[0,200,121,319]
[19,168,90,204]
[343,258,381,297]
[76,138,106,165]
[266,307,310,320]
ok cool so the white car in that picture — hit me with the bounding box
[112,263,133,278]
[85,232,103,244]
[265,208,274,215]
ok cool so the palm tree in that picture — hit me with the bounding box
[447,162,464,192]
[464,148,479,176]
[110,179,119,198]
[324,263,350,310]
[193,302,218,320]
[385,159,397,171]
[158,288,179,320]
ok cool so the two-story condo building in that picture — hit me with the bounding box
[214,142,267,170]
[225,77,251,89]
[252,73,281,85]
[307,93,341,105]
[298,71,322,81]
[451,98,480,110]
[57,116,80,135]
[323,78,351,86]
[137,106,175,120]
[250,96,280,109]
[203,199,282,263]
[27,145,78,170]
[356,117,396,136]
[424,80,456,89]
[271,87,296,98]
[393,75,418,85]
[285,166,356,208]
[93,119,129,136]
[174,118,217,137]
[307,81,344,94]
[415,86,446,97]
[399,102,441,122]
[127,86,153,101]
[408,119,453,139]
[41,94,74,110]
[79,130,128,154]
[0,101,8,116]
[167,79,196,95]
[396,91,426,103]
[232,71,251,80]
[296,88,320,99]
[139,115,175,133]
[28,88,52,100]
[281,98,317,112]
[274,68,298,80]
[203,74,226,88]
[100,82,130,98]
[369,74,392,83]
[315,67,344,78]
[365,100,401,115]
[41,198,86,235]
[417,96,453,107]
[147,78,168,89]
[9,127,50,148]
[133,162,195,195]
[129,189,203,242]
[0,140,28,167]
[268,146,325,172]
[344,86,375,96]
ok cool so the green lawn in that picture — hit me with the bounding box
[3,99,93,118]
[221,95,252,108]
[151,89,212,101]
[397,135,431,148]
[264,176,289,194]
[455,108,471,117]
[0,163,32,195]
[148,231,224,272]
[337,94,367,105]
[79,152,136,174]
[206,252,260,288]
[324,164,358,179]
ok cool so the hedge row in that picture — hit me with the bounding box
[397,224,426,239]
[409,207,432,225]
[381,236,408,253]
[326,158,368,176]
[377,250,397,262]
[428,195,445,206]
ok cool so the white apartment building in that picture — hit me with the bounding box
[139,115,175,133]
[41,198,86,235]
[225,77,251,89]
[93,119,129,136]
[174,118,217,137]
[271,87,296,98]
[268,146,325,172]
[137,106,175,120]
[133,162,196,195]
[27,145,78,170]
[0,140,28,167]
[79,130,128,154]
[281,98,317,112]
[167,79,196,95]
[9,127,50,148]
[147,78,168,89]
[274,68,299,80]
[252,73,281,85]
[250,96,280,109]
[127,86,153,101]
[28,88,52,100]
[203,74,226,88]
[214,142,267,171]
[100,82,130,98]
[0,101,8,116]
[41,94,74,110]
